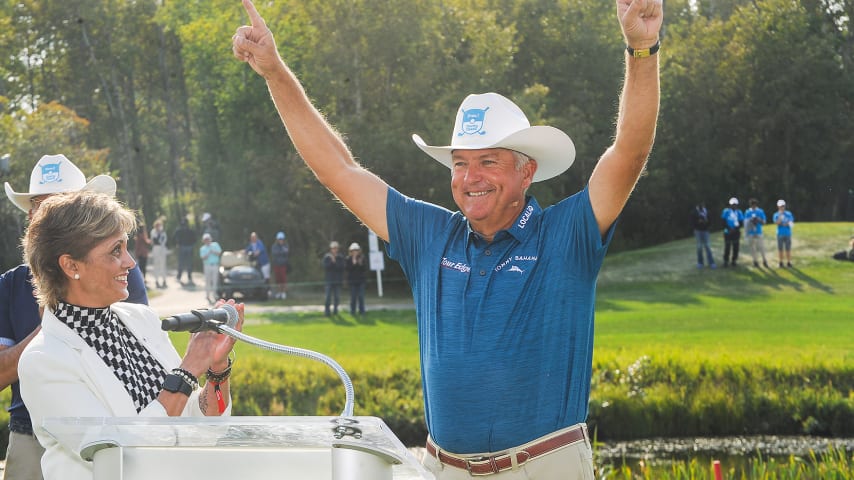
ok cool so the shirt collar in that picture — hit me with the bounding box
[465,196,542,246]
[54,301,115,330]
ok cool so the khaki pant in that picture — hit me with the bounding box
[422,424,594,480]
[2,431,44,480]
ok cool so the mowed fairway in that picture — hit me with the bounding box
[594,222,853,368]
[171,222,853,370]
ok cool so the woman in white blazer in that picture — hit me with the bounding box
[18,191,243,480]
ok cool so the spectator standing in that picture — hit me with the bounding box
[173,218,197,286]
[744,198,769,268]
[1,154,148,480]
[773,199,795,268]
[201,212,221,242]
[134,222,152,282]
[345,243,367,316]
[150,219,169,288]
[690,202,716,269]
[270,231,290,299]
[245,232,270,283]
[721,197,744,267]
[199,233,223,305]
[322,241,346,316]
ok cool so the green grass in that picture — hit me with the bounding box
[173,222,854,370]
[594,222,854,367]
[226,310,420,368]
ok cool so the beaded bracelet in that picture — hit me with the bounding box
[171,368,199,390]
[206,356,234,383]
[205,356,234,414]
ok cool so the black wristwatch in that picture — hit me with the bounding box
[162,373,193,396]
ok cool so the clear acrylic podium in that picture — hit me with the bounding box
[42,416,434,480]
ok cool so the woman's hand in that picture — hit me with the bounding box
[179,299,244,377]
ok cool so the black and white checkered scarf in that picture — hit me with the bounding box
[55,302,167,413]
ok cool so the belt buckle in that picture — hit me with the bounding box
[466,454,504,476]
[463,456,488,476]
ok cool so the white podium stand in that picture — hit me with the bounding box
[42,416,434,480]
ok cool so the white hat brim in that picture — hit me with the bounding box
[412,126,575,182]
[4,174,117,213]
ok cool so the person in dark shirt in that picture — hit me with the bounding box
[322,241,345,316]
[173,218,198,286]
[345,242,367,315]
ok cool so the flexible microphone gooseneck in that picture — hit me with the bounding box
[161,305,355,417]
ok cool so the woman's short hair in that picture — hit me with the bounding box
[23,191,137,309]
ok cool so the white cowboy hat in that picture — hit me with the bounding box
[4,154,116,212]
[412,92,575,182]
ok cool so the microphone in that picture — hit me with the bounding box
[161,304,239,333]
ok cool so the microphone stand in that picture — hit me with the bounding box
[217,325,355,418]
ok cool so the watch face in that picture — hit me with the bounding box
[163,374,192,396]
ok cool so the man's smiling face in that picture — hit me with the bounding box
[450,148,536,239]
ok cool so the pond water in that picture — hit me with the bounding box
[596,435,854,469]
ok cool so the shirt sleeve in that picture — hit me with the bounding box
[384,186,456,275]
[0,269,15,346]
[125,265,149,305]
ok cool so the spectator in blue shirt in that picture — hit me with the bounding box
[773,199,795,267]
[245,231,270,282]
[233,0,662,476]
[721,197,744,267]
[744,198,769,268]
[1,154,148,479]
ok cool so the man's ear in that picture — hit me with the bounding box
[522,159,538,190]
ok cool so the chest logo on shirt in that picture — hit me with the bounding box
[494,255,538,274]
[440,257,471,274]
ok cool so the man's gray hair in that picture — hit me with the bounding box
[512,150,531,170]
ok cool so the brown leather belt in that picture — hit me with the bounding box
[425,426,587,476]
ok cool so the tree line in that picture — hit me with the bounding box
[1,0,851,278]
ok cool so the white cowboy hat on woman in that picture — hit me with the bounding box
[411,92,576,182]
[4,154,116,212]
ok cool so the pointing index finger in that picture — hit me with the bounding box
[242,0,267,30]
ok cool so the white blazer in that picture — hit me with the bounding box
[19,302,231,480]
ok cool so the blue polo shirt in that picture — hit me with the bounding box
[0,263,147,432]
[773,210,795,237]
[744,207,766,236]
[386,186,614,453]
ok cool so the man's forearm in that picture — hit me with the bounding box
[264,61,357,187]
[614,53,660,161]
[0,327,41,390]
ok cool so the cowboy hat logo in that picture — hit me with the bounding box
[457,107,489,136]
[39,160,64,185]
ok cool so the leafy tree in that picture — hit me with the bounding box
[0,102,107,268]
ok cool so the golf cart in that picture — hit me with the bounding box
[217,250,269,301]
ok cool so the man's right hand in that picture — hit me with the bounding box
[232,0,281,79]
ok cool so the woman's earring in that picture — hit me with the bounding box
[74,273,80,280]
